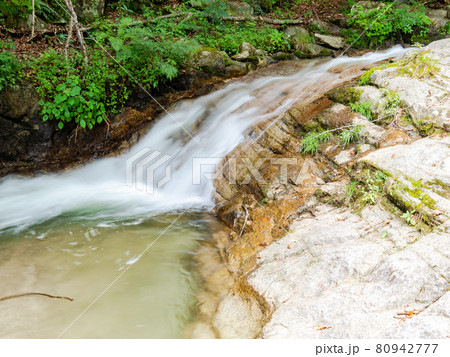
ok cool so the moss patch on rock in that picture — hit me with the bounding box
[327,86,362,105]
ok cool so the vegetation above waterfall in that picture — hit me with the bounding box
[0,0,449,131]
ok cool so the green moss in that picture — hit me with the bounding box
[273,52,291,61]
[396,51,440,79]
[407,178,422,188]
[358,62,397,85]
[318,48,332,57]
[328,87,362,105]
[246,56,260,65]
[196,46,223,54]
[302,121,323,132]
[416,116,436,136]
[387,178,438,230]
[293,51,310,59]
[402,186,437,210]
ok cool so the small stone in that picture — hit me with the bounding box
[239,42,256,56]
[232,50,250,61]
[225,63,248,78]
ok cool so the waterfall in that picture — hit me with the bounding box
[0,46,408,233]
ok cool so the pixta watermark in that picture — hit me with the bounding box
[126,147,321,194]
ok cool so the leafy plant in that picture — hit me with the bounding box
[258,0,296,12]
[347,3,431,47]
[105,17,198,88]
[0,0,28,23]
[192,0,228,22]
[338,125,362,147]
[361,170,387,204]
[195,20,289,54]
[345,180,358,201]
[30,48,128,130]
[0,40,21,91]
[401,209,417,225]
[439,21,450,35]
[350,101,373,121]
[301,130,331,154]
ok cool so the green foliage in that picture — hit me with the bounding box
[401,209,417,225]
[194,19,289,54]
[301,130,331,154]
[192,0,228,21]
[347,2,431,47]
[96,16,199,88]
[382,89,400,108]
[0,40,21,91]
[346,180,358,201]
[256,0,297,13]
[361,170,387,204]
[439,21,450,35]
[0,0,28,22]
[30,49,128,130]
[346,171,388,205]
[35,0,67,23]
[341,0,357,15]
[350,101,373,121]
[0,0,66,24]
[338,125,362,147]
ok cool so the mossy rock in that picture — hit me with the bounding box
[327,86,362,105]
[196,50,226,76]
[294,51,311,59]
[272,52,293,61]
[73,0,105,21]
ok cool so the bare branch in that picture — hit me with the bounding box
[0,292,74,302]
[64,16,74,60]
[31,0,35,38]
[63,0,88,66]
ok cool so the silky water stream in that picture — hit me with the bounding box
[0,47,408,338]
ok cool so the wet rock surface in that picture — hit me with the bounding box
[205,39,450,338]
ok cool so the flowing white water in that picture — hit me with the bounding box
[0,46,408,233]
[0,47,409,338]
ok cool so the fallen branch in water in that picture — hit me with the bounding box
[0,293,74,302]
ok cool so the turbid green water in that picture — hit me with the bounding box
[0,212,214,338]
